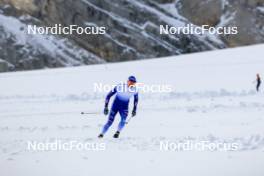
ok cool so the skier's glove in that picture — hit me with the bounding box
[104,107,109,115]
[132,108,137,117]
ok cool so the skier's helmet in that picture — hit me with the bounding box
[128,76,137,83]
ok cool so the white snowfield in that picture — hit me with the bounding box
[0,44,264,176]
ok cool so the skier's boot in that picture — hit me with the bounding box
[98,134,104,138]
[113,131,120,138]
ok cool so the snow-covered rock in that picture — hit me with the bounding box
[0,0,263,72]
[0,9,104,72]
[177,0,264,46]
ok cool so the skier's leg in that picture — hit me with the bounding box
[101,108,118,135]
[117,109,128,132]
[113,109,128,138]
[257,83,260,92]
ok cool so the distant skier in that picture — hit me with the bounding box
[255,74,261,92]
[98,76,138,138]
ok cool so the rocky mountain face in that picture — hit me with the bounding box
[0,0,263,72]
[178,0,264,46]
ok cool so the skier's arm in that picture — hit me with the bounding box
[105,86,117,107]
[133,93,138,110]
[132,93,138,117]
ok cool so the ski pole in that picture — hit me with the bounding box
[125,116,133,124]
[81,112,101,115]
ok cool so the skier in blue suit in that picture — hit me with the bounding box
[98,76,138,138]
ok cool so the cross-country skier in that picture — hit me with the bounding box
[98,76,138,138]
[256,74,261,92]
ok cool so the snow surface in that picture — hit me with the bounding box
[257,6,264,13]
[0,44,264,176]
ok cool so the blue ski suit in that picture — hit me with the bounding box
[101,83,138,134]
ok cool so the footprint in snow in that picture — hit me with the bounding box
[0,126,9,131]
[82,156,88,160]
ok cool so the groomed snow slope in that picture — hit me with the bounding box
[0,44,264,176]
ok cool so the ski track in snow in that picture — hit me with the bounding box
[1,88,264,157]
